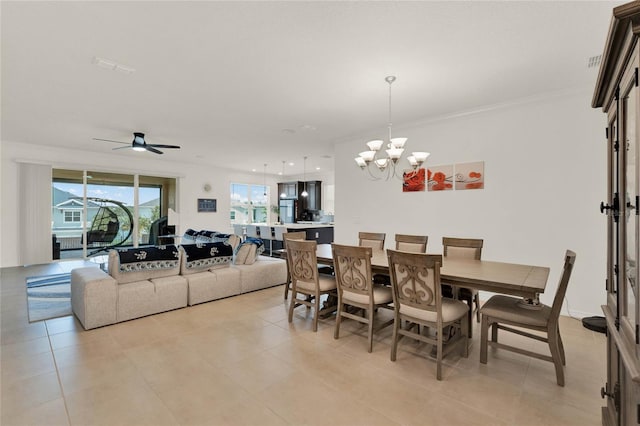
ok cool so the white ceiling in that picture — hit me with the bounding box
[0,1,620,176]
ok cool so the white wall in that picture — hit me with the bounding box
[335,88,607,318]
[0,141,282,267]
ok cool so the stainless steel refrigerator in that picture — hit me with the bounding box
[278,199,296,223]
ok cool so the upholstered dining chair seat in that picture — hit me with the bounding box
[480,295,551,328]
[342,285,392,305]
[295,275,337,292]
[400,298,468,324]
[480,250,576,387]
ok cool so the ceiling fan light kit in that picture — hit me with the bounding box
[93,132,180,155]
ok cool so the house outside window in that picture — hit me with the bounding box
[230,183,268,224]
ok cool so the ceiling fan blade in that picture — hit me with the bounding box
[145,146,164,154]
[93,138,129,145]
[112,146,132,151]
[148,144,180,149]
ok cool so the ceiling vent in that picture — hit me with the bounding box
[588,55,602,68]
[92,56,135,74]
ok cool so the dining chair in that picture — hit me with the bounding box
[442,237,483,336]
[259,225,273,256]
[480,250,576,386]
[332,243,393,352]
[395,234,428,253]
[358,232,386,250]
[286,239,337,332]
[387,249,469,380]
[282,231,307,300]
[375,234,429,285]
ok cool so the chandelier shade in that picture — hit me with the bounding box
[354,76,430,180]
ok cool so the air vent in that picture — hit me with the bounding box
[588,55,602,68]
[92,56,136,74]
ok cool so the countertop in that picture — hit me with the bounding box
[250,223,333,229]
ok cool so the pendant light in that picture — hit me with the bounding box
[301,156,308,197]
[279,160,287,198]
[263,163,267,201]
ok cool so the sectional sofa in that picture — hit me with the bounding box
[71,235,287,330]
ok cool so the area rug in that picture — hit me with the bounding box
[26,273,72,322]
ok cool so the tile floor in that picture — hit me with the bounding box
[1,260,606,425]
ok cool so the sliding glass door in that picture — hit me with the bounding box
[52,169,175,259]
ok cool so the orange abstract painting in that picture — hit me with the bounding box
[454,161,484,190]
[427,164,454,191]
[403,168,425,192]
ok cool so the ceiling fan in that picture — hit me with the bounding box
[93,132,180,155]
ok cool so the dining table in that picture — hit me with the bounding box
[315,244,550,302]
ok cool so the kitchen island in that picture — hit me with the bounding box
[277,223,334,244]
[250,223,334,248]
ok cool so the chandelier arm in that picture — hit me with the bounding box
[364,164,382,181]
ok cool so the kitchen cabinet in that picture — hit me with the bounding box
[302,180,322,211]
[278,180,322,221]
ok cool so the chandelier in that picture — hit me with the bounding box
[354,76,430,180]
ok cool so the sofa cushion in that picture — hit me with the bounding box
[109,245,181,284]
[185,268,242,305]
[195,230,217,243]
[182,228,198,245]
[180,242,234,275]
[234,237,265,265]
[233,255,287,293]
[115,275,188,322]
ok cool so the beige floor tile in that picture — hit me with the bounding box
[124,337,219,391]
[1,350,57,385]
[197,398,289,426]
[52,334,124,369]
[64,378,179,426]
[415,391,510,426]
[48,325,115,351]
[256,371,400,426]
[45,315,85,335]
[0,397,69,426]
[1,335,52,360]
[1,321,48,345]
[223,349,298,394]
[56,352,143,395]
[0,371,63,420]
[432,372,524,422]
[104,315,177,348]
[513,389,601,425]
[152,367,257,424]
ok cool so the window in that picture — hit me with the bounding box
[230,183,269,224]
[52,169,176,259]
[63,210,81,223]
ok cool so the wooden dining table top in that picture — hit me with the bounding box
[315,244,550,299]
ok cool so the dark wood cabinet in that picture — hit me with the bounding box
[300,180,322,211]
[593,3,640,424]
[278,180,322,221]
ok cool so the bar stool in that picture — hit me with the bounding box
[245,225,259,239]
[259,225,273,256]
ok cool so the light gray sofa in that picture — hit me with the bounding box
[71,238,286,330]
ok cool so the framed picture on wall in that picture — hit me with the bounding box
[197,198,217,212]
[427,164,454,191]
[455,161,484,190]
